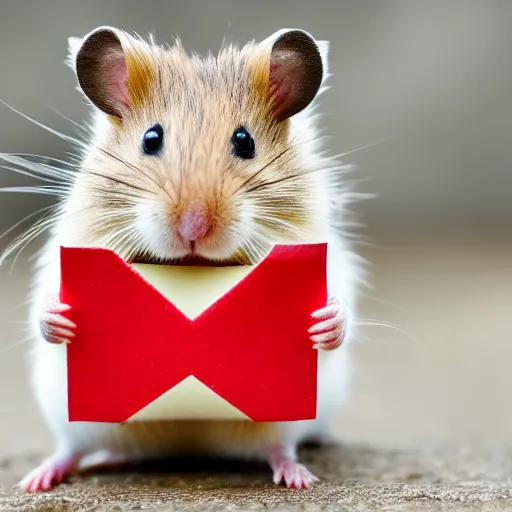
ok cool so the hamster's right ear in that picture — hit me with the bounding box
[70,26,153,120]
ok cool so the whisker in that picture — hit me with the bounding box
[356,319,421,348]
[97,222,144,261]
[245,134,401,194]
[116,230,144,258]
[239,238,258,264]
[0,205,55,247]
[0,156,75,183]
[49,107,90,136]
[247,163,342,193]
[0,164,59,185]
[359,292,409,313]
[0,186,69,197]
[96,148,171,199]
[82,167,154,196]
[242,227,275,264]
[329,134,404,161]
[0,100,87,149]
[4,153,76,170]
[2,332,35,352]
[1,208,58,270]
[236,136,324,193]
[254,214,304,237]
[84,183,150,203]
[89,188,148,206]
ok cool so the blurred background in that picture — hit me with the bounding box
[0,0,511,457]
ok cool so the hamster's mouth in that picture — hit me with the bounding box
[128,254,243,267]
[128,242,250,267]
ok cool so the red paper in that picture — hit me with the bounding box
[62,243,327,422]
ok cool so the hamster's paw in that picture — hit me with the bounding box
[309,295,344,350]
[19,451,81,492]
[267,444,319,489]
[40,293,76,344]
[271,459,319,489]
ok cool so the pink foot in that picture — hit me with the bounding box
[19,452,81,492]
[308,295,344,351]
[40,292,76,344]
[268,445,319,489]
[272,459,319,489]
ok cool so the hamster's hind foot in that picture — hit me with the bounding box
[267,444,319,489]
[19,450,82,492]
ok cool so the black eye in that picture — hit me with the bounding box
[142,123,164,155]
[232,127,255,159]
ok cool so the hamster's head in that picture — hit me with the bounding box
[67,26,330,264]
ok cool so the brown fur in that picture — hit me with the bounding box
[68,31,318,265]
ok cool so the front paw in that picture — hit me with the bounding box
[39,293,76,345]
[308,296,344,351]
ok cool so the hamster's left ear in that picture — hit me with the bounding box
[257,29,329,122]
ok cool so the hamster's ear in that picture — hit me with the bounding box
[258,29,325,122]
[70,26,153,120]
[72,27,129,118]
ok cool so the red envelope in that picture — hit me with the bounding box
[62,243,327,423]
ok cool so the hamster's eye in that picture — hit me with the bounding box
[142,123,164,155]
[232,127,255,159]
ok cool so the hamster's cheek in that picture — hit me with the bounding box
[133,199,188,259]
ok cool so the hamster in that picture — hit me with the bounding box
[15,26,364,492]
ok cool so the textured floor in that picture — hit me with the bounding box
[2,443,512,511]
[1,238,512,510]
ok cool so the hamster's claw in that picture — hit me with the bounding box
[40,294,76,344]
[19,452,81,492]
[309,295,344,351]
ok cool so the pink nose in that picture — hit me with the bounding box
[178,209,210,241]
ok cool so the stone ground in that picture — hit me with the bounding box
[2,238,512,510]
